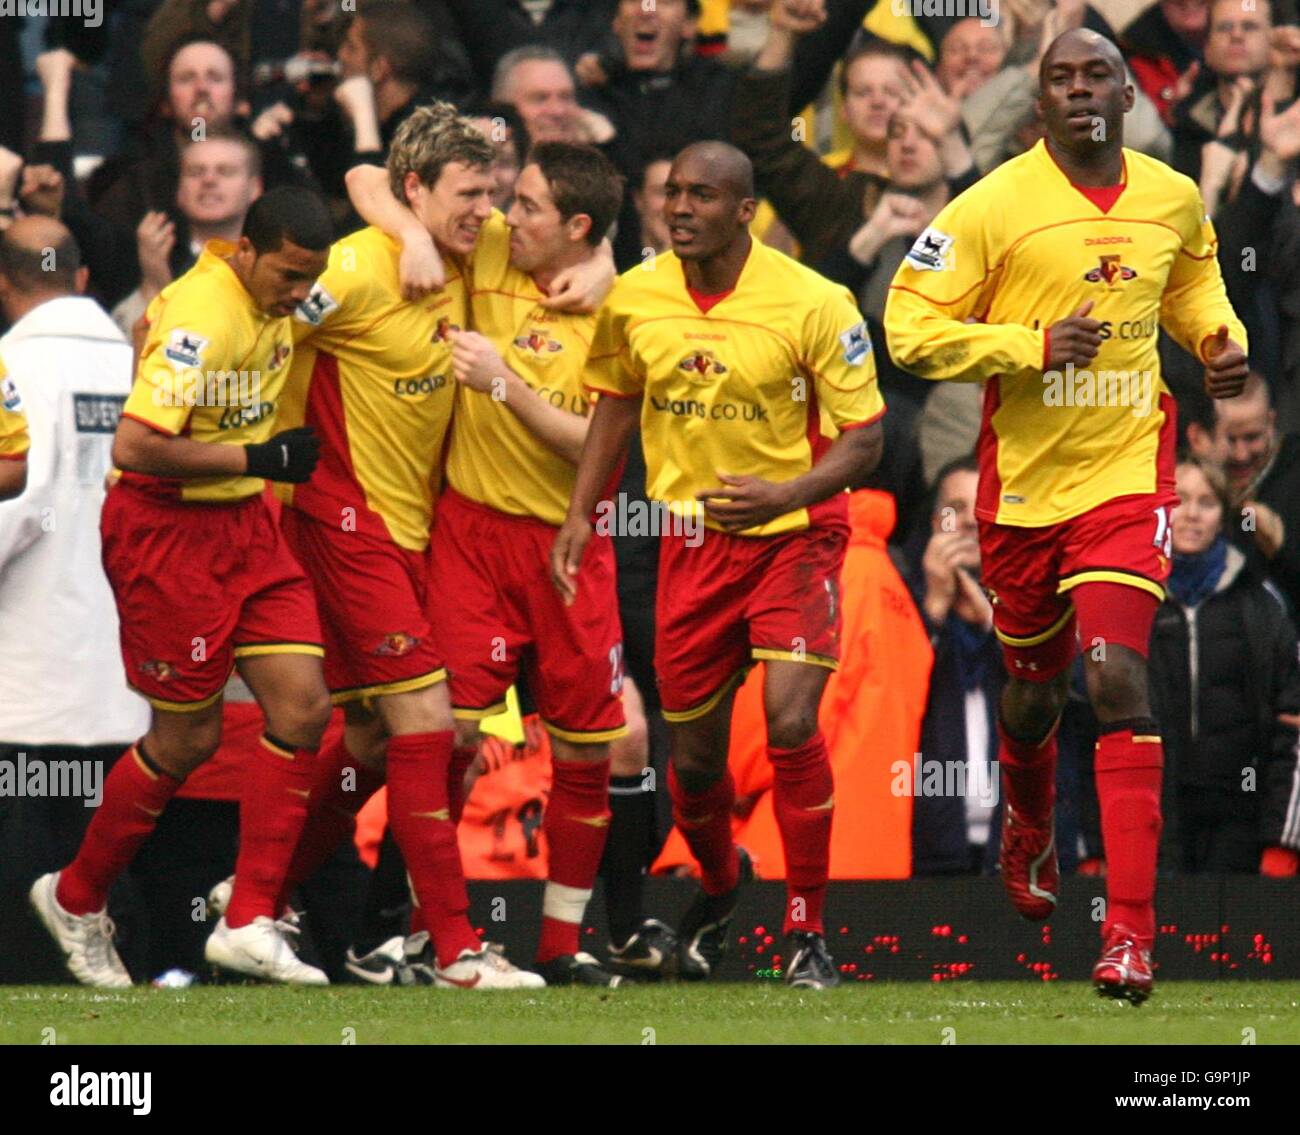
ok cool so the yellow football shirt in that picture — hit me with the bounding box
[885,140,1247,528]
[448,224,596,527]
[0,360,30,462]
[587,240,885,538]
[278,220,498,551]
[121,241,295,502]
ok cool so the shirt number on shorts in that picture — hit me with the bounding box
[1152,506,1172,557]
[609,643,625,695]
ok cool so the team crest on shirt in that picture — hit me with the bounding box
[375,632,421,657]
[164,330,208,370]
[513,328,564,356]
[678,350,728,381]
[266,344,291,372]
[139,659,177,682]
[1,376,22,412]
[839,321,873,365]
[905,227,954,272]
[1083,255,1137,287]
[294,284,339,326]
[432,317,461,343]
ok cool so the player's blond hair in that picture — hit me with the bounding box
[387,102,495,203]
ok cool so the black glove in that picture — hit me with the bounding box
[244,426,320,483]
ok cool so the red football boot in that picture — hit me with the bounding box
[999,805,1058,921]
[1093,925,1154,1004]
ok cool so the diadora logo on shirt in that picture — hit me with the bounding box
[514,328,564,355]
[677,350,728,381]
[1083,255,1137,287]
[295,284,338,326]
[432,317,461,343]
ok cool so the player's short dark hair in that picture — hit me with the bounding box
[242,186,332,254]
[0,226,81,294]
[356,0,438,87]
[180,125,262,180]
[838,36,915,98]
[527,142,625,246]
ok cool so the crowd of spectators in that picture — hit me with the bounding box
[1,0,1298,913]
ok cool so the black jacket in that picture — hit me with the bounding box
[1147,545,1300,857]
[1228,432,1300,614]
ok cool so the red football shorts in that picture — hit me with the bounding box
[979,492,1176,681]
[101,484,323,712]
[656,524,847,723]
[279,507,446,703]
[431,488,626,743]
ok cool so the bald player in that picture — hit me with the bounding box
[554,141,885,989]
[886,28,1248,1003]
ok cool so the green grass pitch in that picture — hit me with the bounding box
[2,982,1298,1044]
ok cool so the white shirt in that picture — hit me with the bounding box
[0,296,149,744]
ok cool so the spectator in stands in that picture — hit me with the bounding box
[142,0,254,106]
[111,129,263,334]
[491,45,598,145]
[1199,84,1300,389]
[733,0,973,269]
[905,456,1002,876]
[261,1,471,210]
[1145,456,1300,875]
[462,101,528,211]
[0,218,149,979]
[1188,374,1300,613]
[1171,0,1274,180]
[1122,0,1210,124]
[446,0,621,89]
[577,0,735,168]
[934,15,1007,96]
[632,152,673,256]
[93,38,240,232]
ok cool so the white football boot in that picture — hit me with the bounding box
[208,874,302,944]
[204,916,328,985]
[29,872,132,988]
[434,946,546,990]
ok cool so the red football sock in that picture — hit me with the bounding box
[276,733,385,912]
[997,717,1059,823]
[225,735,317,928]
[385,731,479,966]
[668,763,738,897]
[57,743,180,915]
[448,744,477,824]
[770,733,833,936]
[537,757,610,964]
[1095,721,1163,948]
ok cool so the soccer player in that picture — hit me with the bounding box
[884,28,1249,1003]
[0,356,28,500]
[552,141,885,990]
[268,107,612,989]
[30,186,336,986]
[435,142,629,986]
